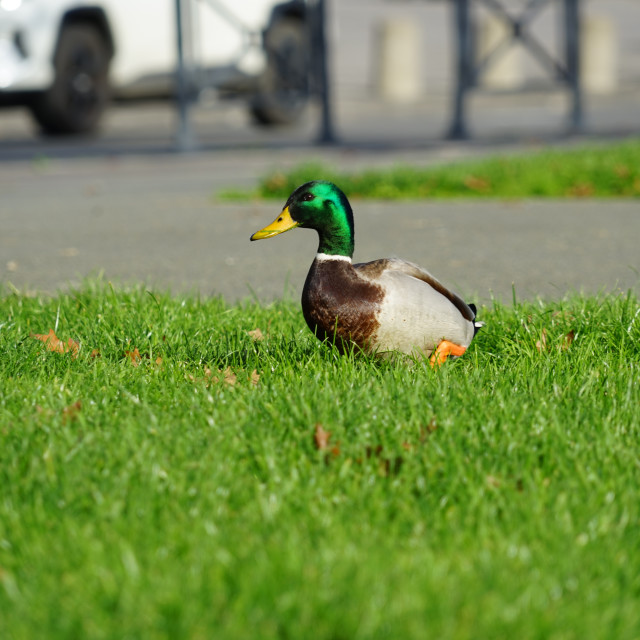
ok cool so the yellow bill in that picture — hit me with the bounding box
[250,206,299,241]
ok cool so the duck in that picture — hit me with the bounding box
[250,180,482,366]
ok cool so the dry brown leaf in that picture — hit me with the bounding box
[66,339,79,358]
[193,366,254,387]
[155,356,163,366]
[222,367,236,386]
[568,182,595,197]
[424,417,438,435]
[464,175,491,192]
[312,424,340,460]
[248,328,264,341]
[62,400,82,424]
[32,329,79,358]
[415,418,439,444]
[535,328,548,353]
[314,423,332,450]
[563,330,575,350]
[125,348,142,366]
[90,349,101,359]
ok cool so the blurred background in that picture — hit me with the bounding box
[0,0,639,302]
[0,0,638,153]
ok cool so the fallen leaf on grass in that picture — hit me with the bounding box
[125,348,142,366]
[535,328,548,352]
[313,423,340,459]
[222,368,237,386]
[568,182,595,197]
[62,400,82,424]
[248,328,264,341]
[563,330,575,350]
[464,175,491,192]
[90,349,101,359]
[423,417,438,437]
[536,328,575,352]
[191,366,239,387]
[313,423,332,450]
[249,369,260,386]
[31,329,79,358]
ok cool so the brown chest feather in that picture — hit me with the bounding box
[302,259,384,351]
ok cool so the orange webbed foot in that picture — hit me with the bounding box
[429,340,467,368]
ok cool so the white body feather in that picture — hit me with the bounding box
[358,259,476,356]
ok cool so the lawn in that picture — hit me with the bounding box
[1,283,639,639]
[221,138,640,200]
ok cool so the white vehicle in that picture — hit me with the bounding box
[0,0,310,134]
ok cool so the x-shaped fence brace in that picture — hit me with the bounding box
[449,0,582,138]
[174,0,582,146]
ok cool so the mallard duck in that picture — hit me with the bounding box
[250,180,482,365]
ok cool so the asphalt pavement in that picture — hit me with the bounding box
[0,130,638,303]
[1,10,639,307]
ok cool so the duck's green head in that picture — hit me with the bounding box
[250,181,355,258]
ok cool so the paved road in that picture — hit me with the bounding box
[1,148,637,303]
[1,0,638,306]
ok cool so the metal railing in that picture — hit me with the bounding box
[447,0,582,138]
[173,0,335,149]
[173,0,584,146]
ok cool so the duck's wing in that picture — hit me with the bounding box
[354,257,476,323]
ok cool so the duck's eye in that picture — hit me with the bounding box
[301,193,315,202]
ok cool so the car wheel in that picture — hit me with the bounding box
[30,23,111,135]
[250,17,310,126]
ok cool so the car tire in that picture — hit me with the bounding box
[250,17,310,126]
[30,23,111,135]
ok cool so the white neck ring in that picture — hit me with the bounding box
[315,253,352,263]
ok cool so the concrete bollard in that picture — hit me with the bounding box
[375,20,422,103]
[477,14,522,89]
[581,15,617,94]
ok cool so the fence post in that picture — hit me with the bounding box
[448,0,472,140]
[564,0,583,131]
[175,0,196,150]
[311,0,336,144]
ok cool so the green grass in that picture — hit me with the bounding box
[221,139,640,200]
[1,283,639,639]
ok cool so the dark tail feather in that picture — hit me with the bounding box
[467,302,485,335]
